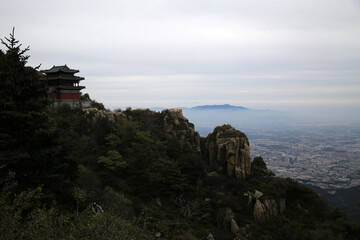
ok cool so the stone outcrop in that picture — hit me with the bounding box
[217,207,235,230]
[204,125,251,178]
[207,233,215,240]
[217,208,240,236]
[254,199,267,222]
[162,109,201,152]
[83,107,201,152]
[230,219,240,235]
[245,189,286,222]
[83,108,126,122]
[264,199,278,217]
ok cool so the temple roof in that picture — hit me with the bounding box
[57,85,85,90]
[41,65,80,74]
[41,75,85,81]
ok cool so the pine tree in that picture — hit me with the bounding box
[0,29,77,201]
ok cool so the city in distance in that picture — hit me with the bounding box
[152,104,360,193]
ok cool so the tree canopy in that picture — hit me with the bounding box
[0,29,77,201]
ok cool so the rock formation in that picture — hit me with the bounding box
[204,125,251,178]
[162,109,201,152]
[217,207,241,236]
[253,199,267,222]
[207,233,215,240]
[230,219,240,235]
[217,207,235,230]
[264,199,278,217]
[83,107,126,122]
[83,107,201,152]
[245,189,286,222]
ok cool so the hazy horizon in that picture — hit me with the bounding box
[148,103,360,136]
[1,0,359,126]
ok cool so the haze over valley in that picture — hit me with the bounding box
[153,104,360,193]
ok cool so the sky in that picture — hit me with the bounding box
[1,0,360,124]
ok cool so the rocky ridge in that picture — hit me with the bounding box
[85,108,251,178]
[161,109,201,152]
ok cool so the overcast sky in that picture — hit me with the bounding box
[1,0,360,124]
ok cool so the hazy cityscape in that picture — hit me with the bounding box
[178,105,360,194]
[248,125,360,193]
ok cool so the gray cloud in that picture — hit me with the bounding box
[1,0,359,124]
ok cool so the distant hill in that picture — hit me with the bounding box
[150,104,296,136]
[151,104,293,136]
[189,104,248,111]
[151,104,249,111]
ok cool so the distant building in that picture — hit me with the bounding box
[40,65,88,107]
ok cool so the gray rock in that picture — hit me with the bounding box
[254,189,263,199]
[207,171,219,177]
[162,109,201,152]
[254,199,266,222]
[204,125,251,178]
[207,233,215,240]
[83,108,126,123]
[218,207,235,230]
[264,199,278,218]
[231,219,240,235]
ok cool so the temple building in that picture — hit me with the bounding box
[40,65,86,107]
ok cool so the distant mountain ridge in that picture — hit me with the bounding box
[150,104,293,136]
[151,104,250,111]
[189,104,248,111]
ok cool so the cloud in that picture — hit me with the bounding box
[85,72,360,111]
[1,0,359,122]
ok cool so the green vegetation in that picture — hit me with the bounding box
[251,156,275,177]
[0,30,359,239]
[206,124,247,143]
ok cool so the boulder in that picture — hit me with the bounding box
[254,199,267,222]
[245,190,286,222]
[231,219,240,235]
[254,189,263,199]
[207,233,215,240]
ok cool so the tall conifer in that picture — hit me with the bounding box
[0,29,76,201]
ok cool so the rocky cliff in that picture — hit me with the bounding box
[203,125,251,178]
[161,109,201,152]
[85,107,201,152]
[245,189,286,222]
[84,108,253,178]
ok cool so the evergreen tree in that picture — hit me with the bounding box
[0,29,77,201]
[251,156,275,177]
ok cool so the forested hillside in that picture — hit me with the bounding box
[1,32,359,240]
